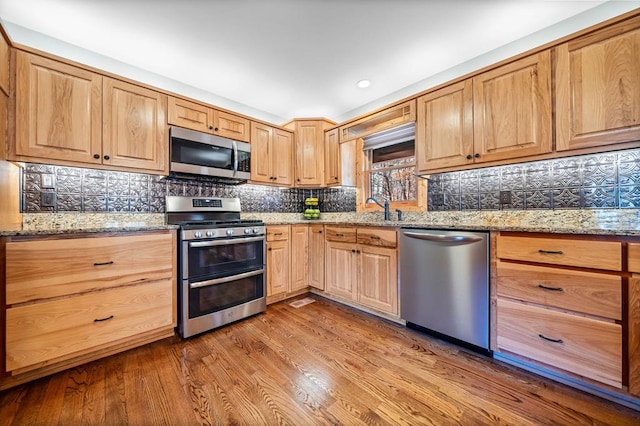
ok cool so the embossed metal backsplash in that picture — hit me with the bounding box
[22,164,357,213]
[427,149,640,211]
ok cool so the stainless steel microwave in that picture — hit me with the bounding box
[169,126,251,184]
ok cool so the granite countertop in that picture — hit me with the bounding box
[1,210,639,237]
[243,210,640,237]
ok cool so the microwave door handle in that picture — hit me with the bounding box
[232,141,239,176]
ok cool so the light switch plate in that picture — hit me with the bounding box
[41,174,55,189]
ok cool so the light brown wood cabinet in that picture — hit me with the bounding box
[290,225,309,292]
[266,225,290,299]
[496,233,623,388]
[417,51,552,173]
[308,224,325,290]
[339,100,415,143]
[285,119,334,187]
[629,243,640,396]
[0,28,9,95]
[555,15,640,151]
[324,128,340,186]
[167,96,250,143]
[1,231,176,387]
[325,226,398,315]
[250,122,293,186]
[14,51,167,174]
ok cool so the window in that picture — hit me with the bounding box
[362,123,425,210]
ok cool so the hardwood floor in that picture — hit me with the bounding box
[1,295,638,425]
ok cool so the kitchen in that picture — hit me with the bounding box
[1,1,640,424]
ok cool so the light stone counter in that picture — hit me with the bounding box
[0,213,176,236]
[243,209,640,236]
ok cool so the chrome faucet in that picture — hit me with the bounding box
[366,197,390,220]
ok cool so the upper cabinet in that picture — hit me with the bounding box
[250,122,293,186]
[324,128,340,186]
[103,78,167,173]
[556,16,640,151]
[13,52,168,174]
[417,51,552,173]
[167,96,250,143]
[286,119,334,187]
[0,28,9,95]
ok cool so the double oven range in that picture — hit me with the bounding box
[166,196,266,338]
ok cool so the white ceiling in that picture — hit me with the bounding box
[0,1,638,125]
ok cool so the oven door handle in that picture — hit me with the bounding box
[189,269,264,289]
[189,236,265,248]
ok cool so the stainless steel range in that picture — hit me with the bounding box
[166,196,266,338]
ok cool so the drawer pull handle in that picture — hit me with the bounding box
[94,315,114,322]
[538,284,564,292]
[274,232,283,236]
[369,236,380,240]
[336,233,344,237]
[538,334,563,344]
[538,249,564,255]
[93,261,114,266]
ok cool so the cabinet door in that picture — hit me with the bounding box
[357,245,398,314]
[416,80,473,172]
[272,129,293,185]
[103,78,167,173]
[325,241,357,300]
[213,110,250,142]
[630,275,640,396]
[267,240,289,296]
[250,122,273,184]
[473,51,552,162]
[308,225,325,290]
[295,120,325,186]
[167,96,213,133]
[290,225,309,291]
[15,52,102,164]
[0,31,9,95]
[325,128,340,185]
[556,17,640,151]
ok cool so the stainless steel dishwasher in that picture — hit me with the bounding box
[399,228,490,354]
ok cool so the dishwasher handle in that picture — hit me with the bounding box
[402,231,483,244]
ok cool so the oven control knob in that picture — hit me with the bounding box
[226,229,234,236]
[194,231,202,238]
[244,228,251,235]
[252,228,259,234]
[206,230,213,237]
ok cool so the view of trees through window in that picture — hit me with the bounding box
[367,143,416,202]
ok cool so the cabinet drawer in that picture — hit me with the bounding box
[497,261,621,320]
[496,235,621,271]
[630,243,640,273]
[357,228,397,248]
[325,226,356,243]
[497,299,622,388]
[266,225,289,241]
[6,280,174,372]
[6,233,174,304]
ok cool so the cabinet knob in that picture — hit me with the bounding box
[214,127,219,131]
[93,154,100,159]
[104,155,110,160]
[208,125,214,130]
[351,249,356,253]
[297,179,301,182]
[474,153,480,158]
[466,154,472,160]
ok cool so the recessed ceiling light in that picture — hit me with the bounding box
[357,79,371,88]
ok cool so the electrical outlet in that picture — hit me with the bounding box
[499,191,512,204]
[41,192,56,207]
[41,174,55,189]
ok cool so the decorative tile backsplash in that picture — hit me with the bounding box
[21,164,357,213]
[427,148,640,211]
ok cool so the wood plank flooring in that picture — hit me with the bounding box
[1,295,639,425]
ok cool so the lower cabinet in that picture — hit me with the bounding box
[629,243,640,396]
[1,230,177,389]
[495,232,624,389]
[325,226,398,316]
[266,225,290,299]
[308,224,325,290]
